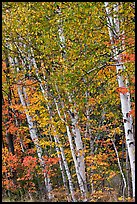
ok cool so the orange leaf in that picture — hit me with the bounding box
[88,98,96,105]
[120,53,135,62]
[130,90,135,94]
[128,110,135,117]
[116,87,128,94]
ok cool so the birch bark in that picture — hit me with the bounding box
[104,2,135,198]
[29,49,77,202]
[54,95,87,201]
[8,54,53,200]
[56,6,87,200]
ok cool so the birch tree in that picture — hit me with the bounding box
[55,4,87,200]
[29,42,77,201]
[104,2,135,198]
[7,47,53,200]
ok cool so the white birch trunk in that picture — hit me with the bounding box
[85,91,94,193]
[47,104,77,202]
[18,85,53,200]
[111,139,126,200]
[104,2,135,198]
[29,51,77,201]
[67,95,87,194]
[126,146,131,197]
[55,6,87,200]
[56,6,66,59]
[54,140,70,201]
[51,123,76,202]
[66,125,87,201]
[57,140,76,202]
[8,55,53,200]
[70,114,87,189]
[54,98,87,201]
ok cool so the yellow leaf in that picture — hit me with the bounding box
[91,165,97,170]
[118,197,123,201]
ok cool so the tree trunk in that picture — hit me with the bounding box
[104,2,135,198]
[30,48,77,202]
[54,97,87,201]
[55,7,88,197]
[8,54,53,200]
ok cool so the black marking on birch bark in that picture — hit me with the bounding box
[129,142,134,147]
[117,69,122,73]
[123,119,127,123]
[29,127,35,131]
[78,162,81,168]
[127,129,132,134]
[126,113,129,118]
[72,136,75,143]
[71,113,75,118]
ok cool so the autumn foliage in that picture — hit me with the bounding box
[2,2,135,202]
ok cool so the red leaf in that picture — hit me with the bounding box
[128,110,135,117]
[120,53,135,62]
[130,90,135,94]
[116,87,128,94]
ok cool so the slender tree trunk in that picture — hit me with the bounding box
[8,55,53,200]
[54,138,71,202]
[29,48,77,202]
[85,91,94,193]
[111,139,126,200]
[104,2,135,198]
[54,6,88,194]
[54,97,87,201]
[18,85,53,200]
[69,109,87,191]
[52,124,76,202]
[56,137,77,202]
[126,145,131,198]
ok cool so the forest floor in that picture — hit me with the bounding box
[2,197,49,202]
[2,198,135,202]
